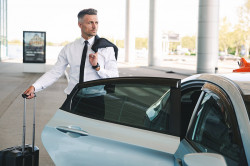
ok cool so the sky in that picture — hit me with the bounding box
[7,0,246,43]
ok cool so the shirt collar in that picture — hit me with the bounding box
[80,36,95,46]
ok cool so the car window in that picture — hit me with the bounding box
[181,89,202,138]
[189,91,245,166]
[66,79,181,136]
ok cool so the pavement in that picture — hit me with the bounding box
[0,61,67,165]
[0,56,240,165]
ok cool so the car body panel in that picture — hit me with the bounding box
[219,54,241,61]
[174,139,196,160]
[42,110,176,166]
[42,77,181,166]
[174,140,227,166]
[182,73,250,95]
[182,73,250,165]
[185,73,250,94]
[42,74,250,165]
[183,153,227,166]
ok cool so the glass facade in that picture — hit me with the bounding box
[0,0,7,61]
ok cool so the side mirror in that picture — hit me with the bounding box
[183,153,227,166]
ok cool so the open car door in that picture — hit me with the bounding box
[42,77,181,166]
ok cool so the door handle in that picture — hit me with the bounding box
[56,126,88,136]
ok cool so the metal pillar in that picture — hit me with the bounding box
[0,0,7,61]
[0,0,2,61]
[125,0,135,64]
[197,0,219,73]
[148,0,162,66]
[5,0,7,59]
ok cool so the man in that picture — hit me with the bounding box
[23,8,119,99]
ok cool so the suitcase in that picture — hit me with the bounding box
[0,94,39,166]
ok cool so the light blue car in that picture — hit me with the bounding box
[42,73,250,166]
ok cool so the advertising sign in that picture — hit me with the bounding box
[23,31,46,63]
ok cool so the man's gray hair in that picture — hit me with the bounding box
[77,8,97,22]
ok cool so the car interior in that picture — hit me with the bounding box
[180,88,202,138]
[66,82,182,136]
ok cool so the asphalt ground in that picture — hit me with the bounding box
[0,56,239,165]
[0,62,66,165]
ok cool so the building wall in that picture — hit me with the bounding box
[0,0,8,61]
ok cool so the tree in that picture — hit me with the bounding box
[169,42,180,52]
[219,17,233,55]
[116,39,124,48]
[135,38,148,49]
[105,37,124,48]
[231,24,244,56]
[8,39,22,45]
[181,36,196,52]
[238,0,250,58]
[46,42,55,46]
[60,41,70,46]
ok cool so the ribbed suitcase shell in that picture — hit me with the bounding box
[0,94,39,166]
[0,145,39,166]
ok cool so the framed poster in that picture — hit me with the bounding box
[23,31,46,63]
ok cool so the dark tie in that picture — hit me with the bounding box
[79,40,88,83]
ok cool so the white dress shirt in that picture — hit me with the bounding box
[33,36,119,94]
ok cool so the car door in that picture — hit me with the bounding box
[42,77,181,166]
[175,82,248,166]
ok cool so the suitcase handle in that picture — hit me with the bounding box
[21,93,36,155]
[22,94,28,98]
[22,93,36,98]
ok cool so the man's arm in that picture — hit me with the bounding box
[23,47,68,99]
[93,47,119,78]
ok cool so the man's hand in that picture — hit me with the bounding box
[23,86,35,99]
[89,52,98,66]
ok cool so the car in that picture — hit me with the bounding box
[41,73,250,166]
[219,54,241,61]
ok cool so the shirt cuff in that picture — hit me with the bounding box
[96,67,104,76]
[32,83,43,93]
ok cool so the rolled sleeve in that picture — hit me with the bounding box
[97,47,119,78]
[32,47,68,92]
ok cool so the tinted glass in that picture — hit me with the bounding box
[69,82,180,134]
[181,89,201,138]
[191,92,242,166]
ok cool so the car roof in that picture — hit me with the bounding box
[220,73,250,95]
[183,73,250,96]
